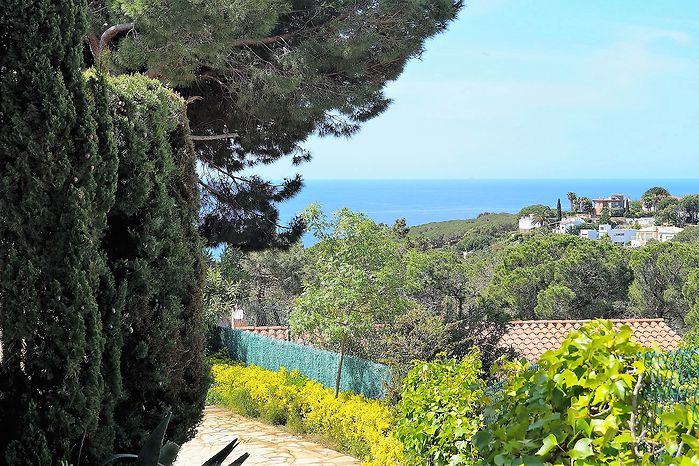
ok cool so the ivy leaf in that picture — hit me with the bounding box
[568,438,593,459]
[535,433,558,456]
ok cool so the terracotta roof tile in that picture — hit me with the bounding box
[499,319,682,363]
[237,325,290,341]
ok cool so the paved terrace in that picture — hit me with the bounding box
[175,406,360,465]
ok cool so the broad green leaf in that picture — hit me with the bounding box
[535,434,558,456]
[568,438,593,460]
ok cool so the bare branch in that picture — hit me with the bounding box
[629,372,645,458]
[190,133,238,141]
[185,96,203,105]
[100,23,135,51]
[86,34,100,60]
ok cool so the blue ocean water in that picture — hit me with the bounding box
[276,179,699,244]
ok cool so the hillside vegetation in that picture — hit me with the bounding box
[408,212,518,250]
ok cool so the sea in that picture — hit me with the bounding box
[275,179,699,245]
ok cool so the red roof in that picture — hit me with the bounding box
[500,319,682,363]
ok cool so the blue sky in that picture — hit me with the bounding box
[256,0,699,179]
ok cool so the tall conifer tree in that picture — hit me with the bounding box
[0,0,117,463]
[102,76,207,451]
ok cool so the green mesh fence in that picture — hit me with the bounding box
[639,348,699,438]
[213,327,391,399]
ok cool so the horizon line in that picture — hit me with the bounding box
[290,177,699,181]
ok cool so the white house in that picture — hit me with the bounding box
[580,224,638,245]
[580,229,599,240]
[553,217,585,234]
[631,226,684,247]
[519,214,542,232]
[606,229,637,245]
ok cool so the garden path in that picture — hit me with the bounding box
[175,406,361,465]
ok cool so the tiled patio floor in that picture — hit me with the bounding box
[175,406,361,465]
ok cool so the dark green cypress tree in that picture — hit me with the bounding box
[0,0,117,463]
[557,198,563,221]
[102,75,207,451]
[82,73,124,463]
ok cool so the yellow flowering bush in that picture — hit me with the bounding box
[209,363,404,465]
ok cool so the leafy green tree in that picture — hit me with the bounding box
[290,206,409,396]
[567,192,578,212]
[242,244,308,326]
[682,270,699,342]
[629,242,699,333]
[392,218,411,238]
[673,226,699,244]
[518,204,554,218]
[486,235,632,320]
[627,199,644,217]
[533,284,576,319]
[681,195,699,224]
[474,321,662,464]
[0,0,117,462]
[405,247,509,367]
[641,186,671,211]
[368,306,448,401]
[86,0,463,249]
[203,249,249,328]
[396,351,485,466]
[204,244,308,328]
[598,206,611,225]
[655,198,687,227]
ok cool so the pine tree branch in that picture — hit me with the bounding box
[229,8,354,48]
[197,180,293,230]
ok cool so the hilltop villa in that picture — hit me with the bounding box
[592,194,629,216]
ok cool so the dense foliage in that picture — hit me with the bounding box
[485,235,632,320]
[291,206,410,395]
[86,0,463,249]
[209,363,403,465]
[405,247,509,367]
[629,242,699,334]
[396,351,485,465]
[0,0,117,462]
[475,321,699,465]
[407,213,517,249]
[0,7,207,459]
[103,75,208,452]
[673,226,699,244]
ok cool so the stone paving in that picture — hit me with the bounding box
[175,406,361,465]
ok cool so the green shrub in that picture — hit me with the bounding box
[210,364,403,465]
[396,350,484,466]
[226,388,261,418]
[474,320,699,465]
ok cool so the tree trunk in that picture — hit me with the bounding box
[334,337,346,398]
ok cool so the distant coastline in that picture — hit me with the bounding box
[277,179,699,243]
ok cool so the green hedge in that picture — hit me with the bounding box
[213,327,390,399]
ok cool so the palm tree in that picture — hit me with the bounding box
[534,213,549,228]
[578,197,594,215]
[567,192,578,212]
